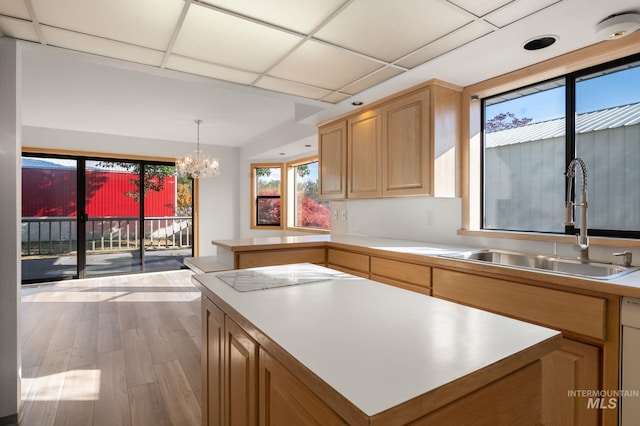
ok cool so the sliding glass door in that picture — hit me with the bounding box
[21,156,79,282]
[84,160,143,276]
[21,154,193,283]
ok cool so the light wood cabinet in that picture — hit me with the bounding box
[202,298,258,426]
[326,248,369,278]
[259,348,346,425]
[236,247,325,269]
[541,338,600,426]
[318,80,461,200]
[225,317,258,426]
[202,298,225,426]
[347,108,383,198]
[382,89,431,197]
[370,256,432,295]
[318,121,347,200]
[432,267,615,425]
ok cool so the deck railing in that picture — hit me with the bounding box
[21,216,192,256]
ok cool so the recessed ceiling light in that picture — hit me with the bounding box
[279,152,286,156]
[351,101,364,106]
[596,13,640,40]
[304,144,312,148]
[522,35,558,51]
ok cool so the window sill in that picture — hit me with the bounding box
[457,229,640,248]
[285,226,330,235]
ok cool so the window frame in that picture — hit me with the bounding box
[285,156,330,233]
[251,163,284,230]
[479,53,640,239]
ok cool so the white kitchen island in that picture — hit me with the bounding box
[193,263,561,425]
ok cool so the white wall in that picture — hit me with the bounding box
[22,126,239,257]
[331,197,463,244]
[0,37,21,423]
[333,196,640,263]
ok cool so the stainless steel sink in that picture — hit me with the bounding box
[441,249,637,280]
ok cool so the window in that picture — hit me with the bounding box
[250,158,330,232]
[286,158,330,231]
[482,54,640,238]
[252,164,282,228]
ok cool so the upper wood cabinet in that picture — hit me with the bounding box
[318,120,347,200]
[382,89,430,196]
[318,80,461,200]
[347,108,383,198]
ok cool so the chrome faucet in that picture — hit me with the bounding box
[564,158,589,261]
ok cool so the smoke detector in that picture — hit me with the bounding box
[595,12,640,40]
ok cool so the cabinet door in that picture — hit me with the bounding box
[326,248,370,278]
[203,298,225,426]
[370,256,431,295]
[259,348,346,425]
[237,248,326,269]
[541,338,600,426]
[348,109,383,198]
[318,121,347,200]
[225,317,258,426]
[382,89,431,196]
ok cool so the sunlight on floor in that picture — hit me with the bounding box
[23,370,101,401]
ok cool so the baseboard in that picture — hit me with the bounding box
[0,413,18,426]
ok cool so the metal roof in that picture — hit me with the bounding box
[485,103,640,148]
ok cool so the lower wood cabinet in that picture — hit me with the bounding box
[326,248,369,278]
[370,256,431,295]
[541,338,600,426]
[225,317,258,426]
[432,267,617,426]
[236,247,325,269]
[259,349,346,425]
[202,297,258,426]
[203,297,224,426]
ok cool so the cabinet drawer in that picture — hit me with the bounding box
[432,268,606,340]
[370,257,431,288]
[327,249,369,274]
[237,248,325,269]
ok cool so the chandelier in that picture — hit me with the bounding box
[176,119,220,179]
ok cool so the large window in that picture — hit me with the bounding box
[482,54,640,238]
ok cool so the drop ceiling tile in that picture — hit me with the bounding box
[484,0,561,28]
[321,92,351,104]
[200,0,346,34]
[31,0,184,50]
[0,0,31,20]
[315,0,472,62]
[269,39,382,91]
[397,20,494,68]
[0,16,39,42]
[166,55,258,85]
[341,66,404,95]
[447,0,513,17]
[255,76,334,100]
[42,26,165,66]
[173,4,303,73]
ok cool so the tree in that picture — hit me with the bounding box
[176,183,192,216]
[485,112,533,133]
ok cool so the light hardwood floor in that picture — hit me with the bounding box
[20,270,202,426]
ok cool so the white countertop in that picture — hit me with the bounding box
[212,234,640,296]
[193,263,560,417]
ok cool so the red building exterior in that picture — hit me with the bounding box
[22,167,176,218]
